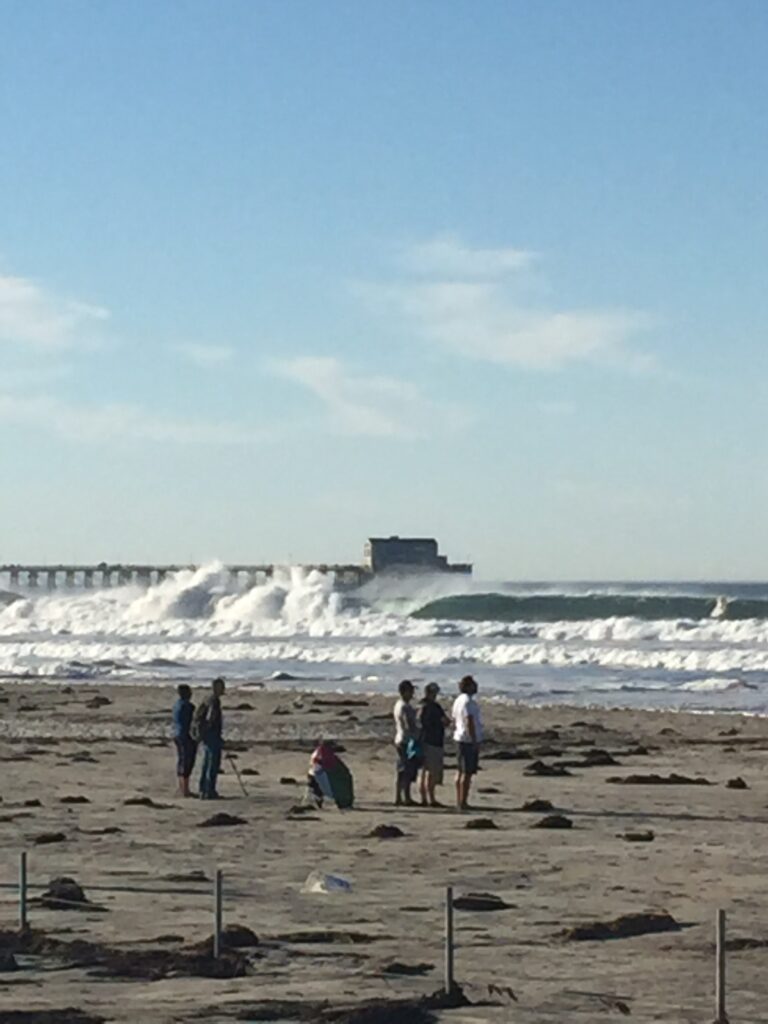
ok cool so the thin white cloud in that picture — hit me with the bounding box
[273,356,455,438]
[0,394,265,445]
[401,234,537,278]
[362,236,652,371]
[0,274,109,350]
[171,343,234,367]
[0,362,72,390]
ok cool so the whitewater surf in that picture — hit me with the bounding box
[1,564,768,713]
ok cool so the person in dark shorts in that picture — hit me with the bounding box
[193,677,225,799]
[172,684,197,797]
[419,683,450,807]
[393,679,420,806]
[451,675,483,811]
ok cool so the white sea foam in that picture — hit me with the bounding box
[2,564,768,711]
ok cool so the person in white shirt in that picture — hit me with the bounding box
[393,679,420,806]
[451,675,483,810]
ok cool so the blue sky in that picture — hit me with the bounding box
[1,0,767,578]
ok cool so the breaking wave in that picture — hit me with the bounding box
[2,564,768,711]
[411,593,768,622]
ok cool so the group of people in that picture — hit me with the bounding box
[171,677,226,799]
[393,674,482,811]
[170,672,483,812]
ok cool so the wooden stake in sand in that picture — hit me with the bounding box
[19,851,28,931]
[213,869,223,959]
[444,885,455,994]
[715,908,728,1023]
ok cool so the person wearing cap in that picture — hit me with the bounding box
[419,683,450,807]
[193,676,226,800]
[451,675,483,811]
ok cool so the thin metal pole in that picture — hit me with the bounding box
[444,885,454,994]
[19,852,27,931]
[213,869,223,959]
[716,908,727,1023]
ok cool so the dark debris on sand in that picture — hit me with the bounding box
[519,799,554,812]
[561,749,620,768]
[607,773,711,786]
[562,911,681,941]
[233,984,470,1023]
[0,927,249,981]
[162,870,209,883]
[189,924,259,956]
[0,1012,106,1024]
[272,930,379,945]
[620,830,655,842]
[123,796,175,808]
[524,760,572,778]
[380,961,433,976]
[453,892,512,912]
[532,814,573,830]
[199,812,247,827]
[483,749,531,761]
[36,877,108,914]
[368,824,405,839]
[33,832,67,846]
[726,777,749,789]
[464,818,498,830]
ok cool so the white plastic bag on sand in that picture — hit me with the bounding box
[301,870,352,894]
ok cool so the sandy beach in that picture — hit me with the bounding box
[1,680,768,1023]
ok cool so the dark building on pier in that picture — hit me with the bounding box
[363,536,471,576]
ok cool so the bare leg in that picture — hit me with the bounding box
[459,774,472,810]
[455,772,463,809]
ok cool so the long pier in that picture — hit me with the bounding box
[0,563,371,590]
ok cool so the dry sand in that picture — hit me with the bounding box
[1,680,768,1023]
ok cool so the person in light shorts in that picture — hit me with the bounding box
[419,683,450,807]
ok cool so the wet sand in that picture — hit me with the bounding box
[1,680,768,1022]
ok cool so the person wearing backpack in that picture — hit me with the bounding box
[193,677,226,799]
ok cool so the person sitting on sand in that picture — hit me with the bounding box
[419,682,450,807]
[308,740,338,808]
[451,675,483,811]
[192,676,225,800]
[172,683,197,797]
[393,679,421,806]
[307,739,354,809]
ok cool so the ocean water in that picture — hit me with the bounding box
[2,563,768,713]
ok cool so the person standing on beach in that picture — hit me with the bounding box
[393,679,420,806]
[172,684,197,797]
[451,675,483,811]
[193,677,226,800]
[419,683,449,807]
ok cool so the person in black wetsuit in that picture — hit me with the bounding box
[172,684,197,797]
[419,682,450,807]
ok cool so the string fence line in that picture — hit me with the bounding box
[0,850,740,1018]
